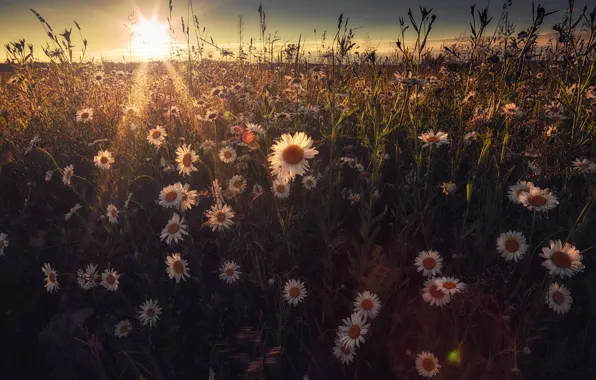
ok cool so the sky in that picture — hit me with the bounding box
[0,0,590,61]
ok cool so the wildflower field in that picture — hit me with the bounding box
[1,1,596,379]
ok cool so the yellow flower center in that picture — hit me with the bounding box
[422,358,436,371]
[429,284,444,299]
[422,257,436,270]
[81,112,89,119]
[426,136,439,143]
[168,223,180,234]
[119,324,129,333]
[145,308,155,317]
[151,130,161,139]
[551,251,571,268]
[106,274,116,285]
[289,287,300,298]
[233,180,244,189]
[348,325,361,339]
[164,191,178,203]
[528,194,547,207]
[225,267,234,276]
[360,298,373,311]
[282,145,305,165]
[172,260,184,274]
[182,153,193,167]
[216,212,226,223]
[276,184,287,193]
[110,209,117,217]
[443,281,456,289]
[505,238,519,253]
[223,151,232,159]
[48,272,55,283]
[100,156,108,164]
[552,290,565,305]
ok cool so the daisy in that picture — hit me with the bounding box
[200,139,216,152]
[246,122,265,136]
[502,102,522,117]
[158,183,183,208]
[92,71,104,84]
[268,132,318,180]
[337,312,370,349]
[93,150,114,170]
[283,279,307,306]
[147,126,167,147]
[228,175,247,194]
[302,175,317,190]
[496,230,528,262]
[165,253,191,283]
[252,184,264,198]
[175,144,199,176]
[347,191,361,204]
[572,158,596,173]
[76,263,99,290]
[273,178,290,198]
[507,181,534,204]
[204,203,235,232]
[42,263,59,293]
[114,320,132,338]
[106,204,119,223]
[219,261,241,284]
[64,203,82,221]
[519,186,558,212]
[62,164,74,186]
[45,170,53,181]
[0,233,9,256]
[160,213,189,244]
[178,183,198,211]
[333,338,356,364]
[414,250,443,277]
[463,131,479,144]
[138,299,162,328]
[540,240,584,278]
[546,283,573,315]
[353,290,382,320]
[123,105,138,118]
[434,276,466,296]
[76,107,94,123]
[229,125,244,135]
[441,182,456,195]
[101,268,120,291]
[219,146,237,163]
[415,351,441,378]
[422,278,451,307]
[418,130,449,148]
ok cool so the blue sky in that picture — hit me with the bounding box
[0,0,589,60]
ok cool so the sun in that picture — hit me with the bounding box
[131,17,170,60]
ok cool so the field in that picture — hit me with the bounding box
[1,2,596,380]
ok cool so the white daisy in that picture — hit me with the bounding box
[42,263,59,293]
[0,233,9,256]
[540,240,584,278]
[106,204,119,223]
[502,102,521,117]
[268,132,318,180]
[147,126,167,147]
[178,183,198,211]
[160,213,189,244]
[158,183,183,208]
[62,164,74,186]
[114,320,132,338]
[333,338,356,364]
[273,178,290,198]
[138,299,162,328]
[434,276,466,296]
[204,203,235,232]
[246,122,265,136]
[200,139,216,152]
[414,250,443,277]
[175,144,199,176]
[283,279,307,306]
[76,107,94,123]
[463,131,479,144]
[252,184,264,198]
[572,158,596,173]
[496,230,528,262]
[415,351,441,378]
[337,312,370,349]
[228,175,247,194]
[64,203,82,221]
[422,278,451,307]
[101,268,120,291]
[76,263,99,290]
[353,290,382,320]
[546,282,573,315]
[165,253,191,283]
[93,150,115,170]
[219,146,237,163]
[302,175,317,190]
[418,130,449,148]
[219,261,241,284]
[507,181,534,204]
[519,186,558,212]
[45,170,54,182]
